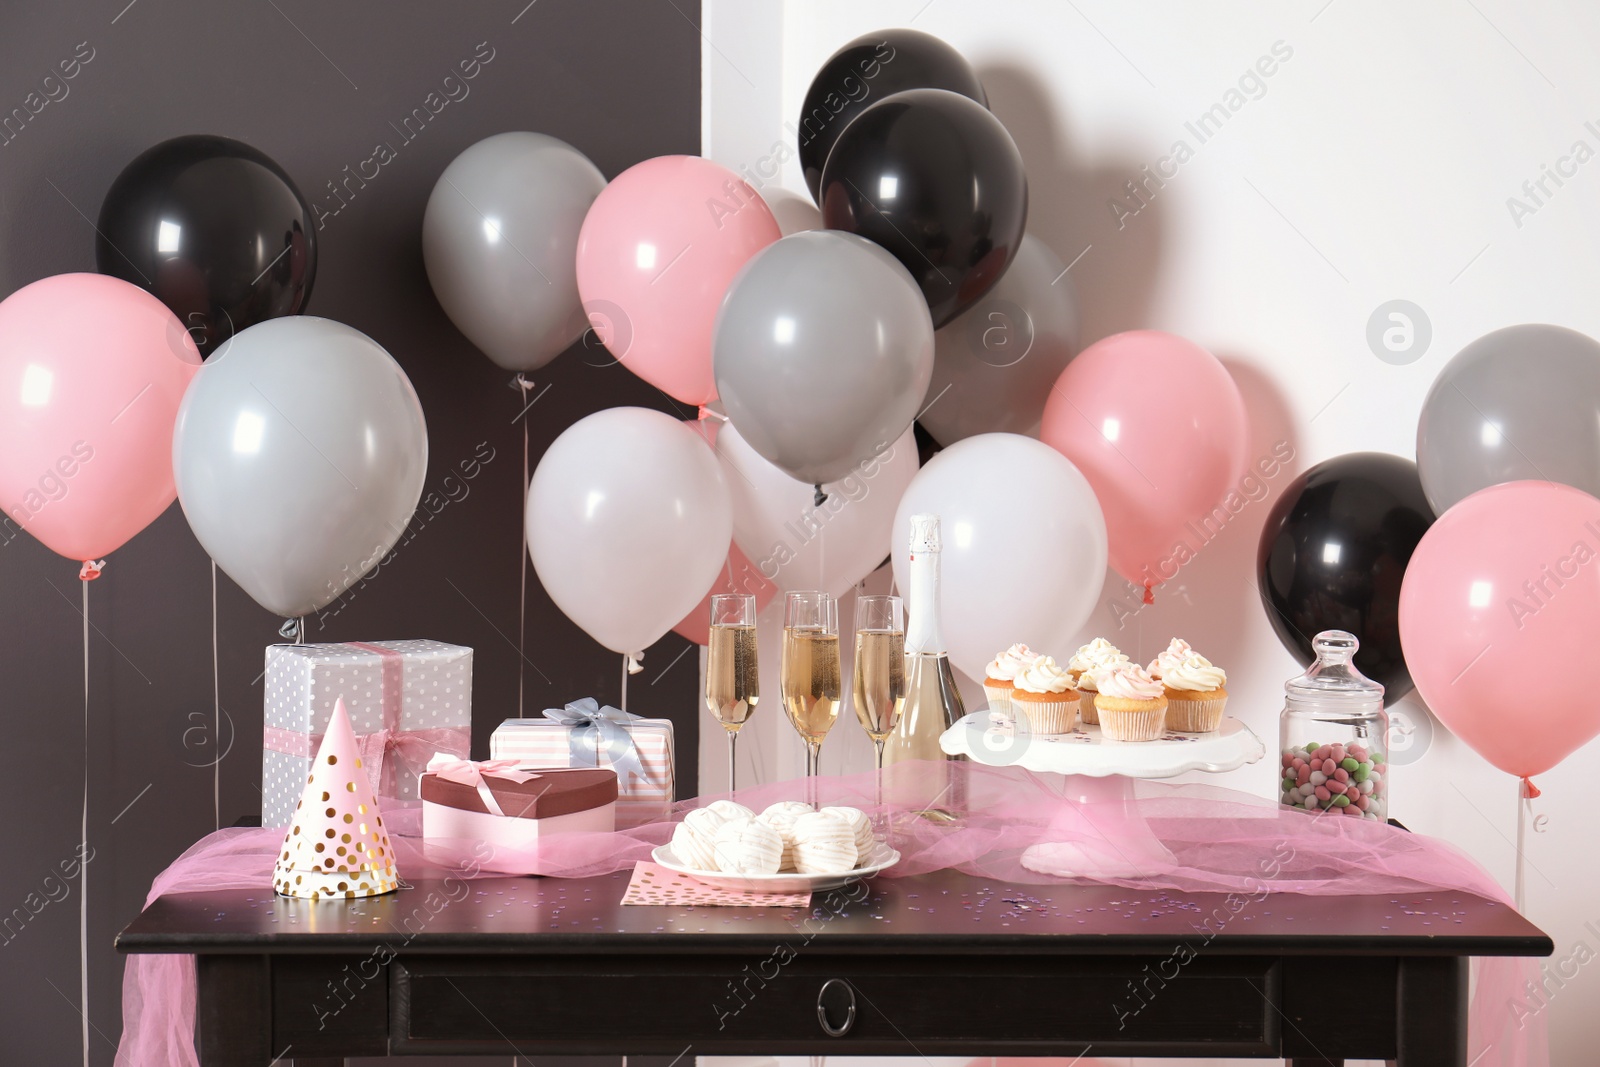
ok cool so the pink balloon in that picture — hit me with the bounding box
[671,542,779,646]
[669,416,777,644]
[1399,480,1600,780]
[576,156,780,405]
[1040,330,1247,594]
[0,273,200,562]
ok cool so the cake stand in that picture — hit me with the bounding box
[939,710,1266,879]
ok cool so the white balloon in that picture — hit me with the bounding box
[527,408,732,657]
[891,433,1107,681]
[717,421,918,597]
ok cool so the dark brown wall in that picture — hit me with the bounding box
[0,3,701,1063]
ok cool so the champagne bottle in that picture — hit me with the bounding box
[883,513,966,770]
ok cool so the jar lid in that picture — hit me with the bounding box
[1285,630,1385,704]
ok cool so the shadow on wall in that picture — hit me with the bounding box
[978,62,1163,344]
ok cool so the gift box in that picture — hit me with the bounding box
[490,699,674,828]
[262,640,472,828]
[421,755,617,871]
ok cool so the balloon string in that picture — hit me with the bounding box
[211,560,220,831]
[1515,780,1534,913]
[620,654,629,714]
[518,376,533,718]
[297,617,305,645]
[80,573,90,1067]
[819,524,826,595]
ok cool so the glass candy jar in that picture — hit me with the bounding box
[1279,631,1389,822]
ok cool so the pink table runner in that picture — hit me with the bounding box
[115,761,1546,1067]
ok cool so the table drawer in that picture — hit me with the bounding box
[391,954,1280,1056]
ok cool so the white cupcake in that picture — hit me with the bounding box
[1068,639,1130,725]
[1008,656,1078,734]
[790,811,859,874]
[1160,652,1228,732]
[982,644,1040,715]
[1093,664,1169,742]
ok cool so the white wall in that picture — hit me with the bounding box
[702,2,1600,1061]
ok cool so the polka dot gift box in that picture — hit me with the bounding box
[262,640,472,828]
[274,696,400,900]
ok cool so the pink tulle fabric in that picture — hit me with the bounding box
[116,762,1547,1067]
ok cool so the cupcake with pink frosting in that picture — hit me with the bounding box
[1092,663,1169,741]
[1068,638,1130,725]
[982,643,1041,714]
[1145,638,1193,680]
[1009,655,1078,734]
[1160,652,1228,732]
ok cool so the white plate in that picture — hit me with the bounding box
[651,841,901,893]
[941,711,1266,778]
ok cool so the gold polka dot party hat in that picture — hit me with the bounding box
[273,696,400,900]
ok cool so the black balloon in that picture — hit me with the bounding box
[96,134,316,357]
[1257,452,1434,699]
[798,28,988,203]
[821,88,1027,328]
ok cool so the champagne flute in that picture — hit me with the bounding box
[780,591,841,787]
[852,595,906,772]
[854,594,905,841]
[706,594,759,794]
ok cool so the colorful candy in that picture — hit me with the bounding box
[1280,741,1386,820]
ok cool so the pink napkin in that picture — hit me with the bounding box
[621,861,810,907]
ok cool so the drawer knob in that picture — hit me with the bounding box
[816,978,856,1037]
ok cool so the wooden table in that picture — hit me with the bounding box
[117,867,1551,1067]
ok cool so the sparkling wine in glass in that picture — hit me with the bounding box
[781,591,840,783]
[706,594,759,793]
[853,595,906,772]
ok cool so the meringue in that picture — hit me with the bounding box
[819,805,874,856]
[705,799,754,823]
[791,810,859,874]
[670,820,716,870]
[758,800,813,871]
[710,816,783,875]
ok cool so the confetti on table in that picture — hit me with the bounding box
[620,862,811,907]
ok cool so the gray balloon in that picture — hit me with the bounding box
[920,234,1079,446]
[713,230,933,486]
[1417,324,1600,514]
[173,316,429,618]
[423,132,606,373]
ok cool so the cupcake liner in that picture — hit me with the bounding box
[1166,693,1226,732]
[982,683,1016,716]
[1095,697,1168,741]
[1014,696,1077,735]
[1077,689,1100,725]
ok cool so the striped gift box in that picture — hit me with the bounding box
[490,716,674,828]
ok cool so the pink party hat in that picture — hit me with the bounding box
[273,696,400,899]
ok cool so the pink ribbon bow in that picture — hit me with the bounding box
[425,755,541,817]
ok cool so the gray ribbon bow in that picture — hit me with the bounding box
[542,698,645,786]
